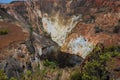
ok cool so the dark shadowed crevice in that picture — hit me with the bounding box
[40,46,83,68]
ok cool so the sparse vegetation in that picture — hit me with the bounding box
[70,46,120,80]
[0,69,7,80]
[43,59,58,69]
[0,29,9,35]
[0,46,119,80]
[20,65,62,80]
[56,70,62,80]
[70,69,81,80]
[10,77,17,80]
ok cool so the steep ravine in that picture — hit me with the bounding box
[42,14,93,58]
[1,0,95,58]
[0,0,119,59]
[3,0,119,59]
[0,0,120,80]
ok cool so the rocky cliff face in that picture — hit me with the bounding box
[0,0,119,58]
[0,0,120,79]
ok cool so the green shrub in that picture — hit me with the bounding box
[43,60,58,69]
[10,77,17,80]
[0,69,8,80]
[70,70,81,80]
[81,60,108,80]
[29,26,33,34]
[0,29,9,35]
[26,70,32,77]
[70,46,120,80]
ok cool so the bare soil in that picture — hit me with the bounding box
[0,21,28,49]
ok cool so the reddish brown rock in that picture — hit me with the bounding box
[0,0,119,58]
[0,21,28,49]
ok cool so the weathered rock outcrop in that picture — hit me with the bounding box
[0,0,119,79]
[0,0,119,58]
